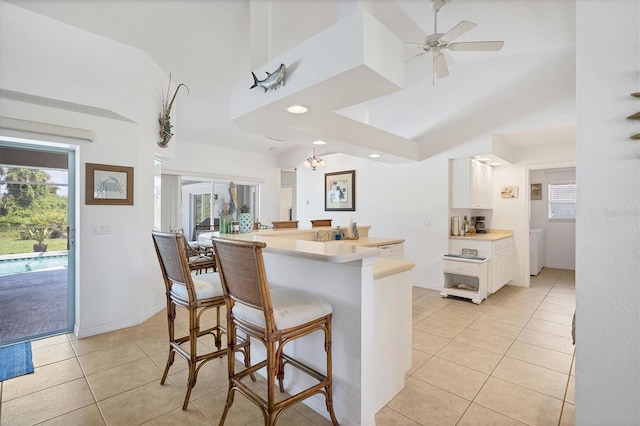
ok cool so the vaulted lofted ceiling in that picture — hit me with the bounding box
[6,0,576,166]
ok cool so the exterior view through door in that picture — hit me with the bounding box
[0,142,75,346]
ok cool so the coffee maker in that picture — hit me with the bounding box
[473,216,486,234]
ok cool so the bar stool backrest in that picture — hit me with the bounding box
[211,238,275,329]
[152,231,196,303]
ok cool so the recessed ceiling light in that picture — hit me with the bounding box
[369,153,381,158]
[286,105,308,114]
[312,140,326,145]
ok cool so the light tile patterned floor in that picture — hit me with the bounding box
[0,268,575,425]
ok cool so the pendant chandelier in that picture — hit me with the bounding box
[303,147,324,171]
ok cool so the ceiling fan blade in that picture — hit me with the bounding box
[433,52,449,78]
[440,20,477,43]
[405,51,427,63]
[449,41,504,51]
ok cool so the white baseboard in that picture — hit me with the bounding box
[74,302,165,339]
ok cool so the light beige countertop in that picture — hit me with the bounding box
[325,236,405,247]
[197,231,413,275]
[251,226,371,239]
[199,232,378,263]
[373,258,415,280]
[449,229,513,241]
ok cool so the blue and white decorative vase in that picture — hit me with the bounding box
[239,213,253,233]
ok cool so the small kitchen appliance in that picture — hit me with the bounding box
[473,216,486,233]
[451,216,460,236]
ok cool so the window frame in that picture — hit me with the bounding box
[548,180,576,221]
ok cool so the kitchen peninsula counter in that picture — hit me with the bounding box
[197,229,413,424]
[204,232,379,263]
[374,257,415,279]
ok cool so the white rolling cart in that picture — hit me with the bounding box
[441,254,489,304]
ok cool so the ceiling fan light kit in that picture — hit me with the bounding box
[408,0,504,79]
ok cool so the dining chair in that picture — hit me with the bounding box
[172,228,217,274]
[151,231,251,410]
[211,237,339,425]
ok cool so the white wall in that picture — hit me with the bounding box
[490,164,529,286]
[296,152,451,289]
[0,2,167,336]
[296,131,576,291]
[529,168,576,270]
[575,1,640,424]
[162,142,280,227]
[489,141,576,286]
[0,2,280,338]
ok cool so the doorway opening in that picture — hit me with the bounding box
[158,171,260,240]
[0,141,76,346]
[527,166,576,277]
[183,179,259,239]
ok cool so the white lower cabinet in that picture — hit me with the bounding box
[377,243,404,260]
[447,237,514,297]
[490,238,513,293]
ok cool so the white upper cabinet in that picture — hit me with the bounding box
[451,158,493,209]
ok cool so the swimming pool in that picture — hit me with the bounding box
[0,252,68,276]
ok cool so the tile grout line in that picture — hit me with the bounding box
[558,349,576,426]
[454,285,541,425]
[466,294,540,425]
[459,274,573,425]
[420,286,535,425]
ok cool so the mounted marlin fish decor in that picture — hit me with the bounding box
[250,63,286,92]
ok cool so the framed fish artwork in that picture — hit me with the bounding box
[86,163,134,205]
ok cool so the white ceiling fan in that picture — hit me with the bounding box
[407,0,504,79]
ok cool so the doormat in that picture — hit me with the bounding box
[0,341,34,381]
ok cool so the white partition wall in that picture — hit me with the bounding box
[575,1,640,424]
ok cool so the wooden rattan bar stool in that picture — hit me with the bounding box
[310,219,332,227]
[271,220,298,229]
[212,237,339,426]
[151,231,250,410]
[182,232,217,274]
[170,228,217,274]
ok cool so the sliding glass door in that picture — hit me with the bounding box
[0,140,75,346]
[178,177,259,240]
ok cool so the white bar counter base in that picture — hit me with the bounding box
[199,229,414,425]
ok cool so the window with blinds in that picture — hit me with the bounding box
[548,181,576,220]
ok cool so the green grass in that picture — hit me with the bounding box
[0,230,68,255]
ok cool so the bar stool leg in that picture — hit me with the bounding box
[161,302,177,385]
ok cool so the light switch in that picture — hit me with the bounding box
[92,224,111,235]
